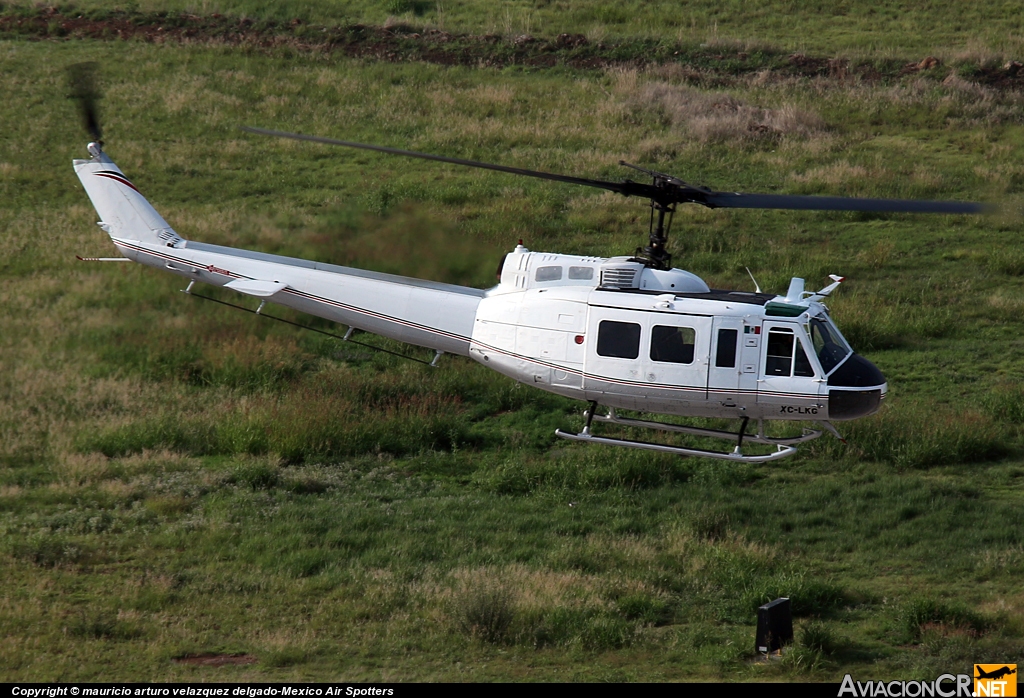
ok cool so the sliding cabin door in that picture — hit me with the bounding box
[641,314,712,413]
[583,306,710,413]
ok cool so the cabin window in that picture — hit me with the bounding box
[794,338,815,377]
[535,266,562,282]
[766,328,795,376]
[568,266,594,280]
[597,321,641,359]
[650,326,696,364]
[715,329,738,368]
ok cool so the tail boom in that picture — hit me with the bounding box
[76,150,483,355]
[114,237,483,356]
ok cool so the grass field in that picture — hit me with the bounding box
[4,0,1024,56]
[1,9,1024,682]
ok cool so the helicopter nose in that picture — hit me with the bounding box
[827,354,887,421]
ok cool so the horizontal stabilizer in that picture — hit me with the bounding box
[808,275,846,302]
[225,279,289,298]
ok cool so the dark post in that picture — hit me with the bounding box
[756,597,793,654]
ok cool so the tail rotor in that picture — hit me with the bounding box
[67,61,103,153]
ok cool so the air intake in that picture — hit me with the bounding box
[601,267,638,288]
[599,258,644,289]
[157,229,184,248]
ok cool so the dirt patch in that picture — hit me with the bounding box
[2,7,1023,90]
[173,653,258,666]
[0,8,701,72]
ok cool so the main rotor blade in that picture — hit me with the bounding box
[696,191,994,215]
[242,127,637,197]
[243,127,994,215]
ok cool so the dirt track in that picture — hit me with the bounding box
[3,7,1023,89]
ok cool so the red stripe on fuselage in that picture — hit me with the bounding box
[94,172,141,193]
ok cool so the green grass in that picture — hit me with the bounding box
[4,0,1024,57]
[1,29,1024,681]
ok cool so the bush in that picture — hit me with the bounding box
[518,607,640,650]
[68,612,145,641]
[453,584,516,644]
[740,575,848,618]
[691,509,729,541]
[385,0,434,16]
[892,597,989,643]
[11,535,87,568]
[790,579,848,616]
[261,647,308,667]
[982,385,1024,424]
[615,592,674,625]
[474,449,691,495]
[801,621,841,655]
[231,462,279,490]
[988,250,1024,277]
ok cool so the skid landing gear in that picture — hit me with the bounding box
[555,406,824,463]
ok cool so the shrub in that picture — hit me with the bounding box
[635,83,825,144]
[801,621,841,655]
[615,592,674,625]
[518,607,640,650]
[892,597,989,643]
[11,535,87,568]
[453,584,516,644]
[982,385,1024,424]
[691,509,729,541]
[231,462,279,490]
[68,612,145,641]
[809,405,1008,469]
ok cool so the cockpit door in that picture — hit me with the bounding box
[757,321,827,418]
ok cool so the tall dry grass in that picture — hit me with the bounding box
[639,82,826,143]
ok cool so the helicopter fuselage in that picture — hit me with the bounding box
[473,246,886,423]
[74,149,887,461]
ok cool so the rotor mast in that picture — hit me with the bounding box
[641,201,675,270]
[619,161,683,270]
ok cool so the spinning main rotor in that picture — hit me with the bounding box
[64,61,994,271]
[242,127,993,270]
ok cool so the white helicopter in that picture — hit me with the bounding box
[68,65,991,463]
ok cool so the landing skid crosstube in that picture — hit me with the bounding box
[554,405,825,463]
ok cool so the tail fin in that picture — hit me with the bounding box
[73,150,185,248]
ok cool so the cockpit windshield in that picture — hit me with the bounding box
[809,315,852,374]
